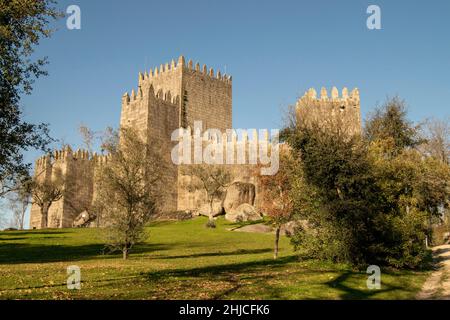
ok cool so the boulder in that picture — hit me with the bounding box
[280,220,308,236]
[223,182,256,213]
[156,210,193,221]
[233,223,272,233]
[198,201,224,217]
[73,211,94,228]
[225,203,263,222]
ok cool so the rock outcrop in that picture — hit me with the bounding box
[198,201,224,217]
[225,203,262,222]
[73,211,95,228]
[223,182,256,213]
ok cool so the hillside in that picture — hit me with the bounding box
[0,217,428,299]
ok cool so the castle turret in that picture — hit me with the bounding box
[29,147,96,229]
[296,86,362,135]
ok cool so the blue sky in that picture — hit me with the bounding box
[3,0,450,227]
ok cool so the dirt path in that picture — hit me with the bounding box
[416,244,450,300]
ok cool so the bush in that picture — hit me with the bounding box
[205,219,216,229]
[285,110,438,269]
[432,221,450,246]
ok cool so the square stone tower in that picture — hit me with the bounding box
[120,55,232,134]
[296,87,361,135]
[120,56,233,212]
[29,148,95,229]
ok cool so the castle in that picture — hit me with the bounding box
[29,56,361,229]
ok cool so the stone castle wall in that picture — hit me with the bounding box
[175,136,269,212]
[29,148,103,229]
[182,64,232,131]
[296,87,361,135]
[120,56,233,213]
[30,56,361,229]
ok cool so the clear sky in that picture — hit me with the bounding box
[3,0,450,227]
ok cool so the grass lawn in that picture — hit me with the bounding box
[0,217,429,300]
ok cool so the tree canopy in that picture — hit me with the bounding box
[0,0,60,196]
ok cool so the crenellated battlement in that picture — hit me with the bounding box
[137,56,232,87]
[183,57,232,83]
[91,152,110,164]
[299,87,360,103]
[176,127,275,144]
[122,85,180,106]
[295,86,362,136]
[121,55,232,133]
[35,147,111,168]
[173,126,279,167]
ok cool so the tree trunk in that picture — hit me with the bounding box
[20,207,26,230]
[40,205,49,229]
[208,198,214,222]
[274,226,281,259]
[209,200,214,222]
[123,247,128,260]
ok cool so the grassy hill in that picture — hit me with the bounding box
[0,217,428,299]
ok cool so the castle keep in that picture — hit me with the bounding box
[29,56,361,229]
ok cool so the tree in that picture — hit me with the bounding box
[94,128,167,259]
[257,149,297,259]
[0,200,7,229]
[0,0,61,196]
[364,97,422,155]
[78,124,96,155]
[6,178,32,229]
[182,165,232,228]
[286,118,387,266]
[366,107,450,247]
[31,170,64,228]
[420,117,450,165]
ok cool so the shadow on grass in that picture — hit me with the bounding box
[2,250,301,298]
[159,248,272,260]
[325,271,403,299]
[140,255,361,299]
[140,255,302,299]
[0,230,72,237]
[0,237,29,241]
[144,255,298,281]
[0,242,173,264]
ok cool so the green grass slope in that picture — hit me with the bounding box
[0,217,428,299]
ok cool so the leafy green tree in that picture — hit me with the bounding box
[257,149,297,259]
[0,0,61,196]
[94,128,168,259]
[6,177,32,229]
[286,120,387,266]
[284,97,444,268]
[31,169,64,228]
[364,97,422,155]
[420,117,450,165]
[370,141,450,247]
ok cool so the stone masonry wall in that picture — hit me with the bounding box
[182,64,232,131]
[296,87,361,136]
[29,148,95,229]
[30,56,362,229]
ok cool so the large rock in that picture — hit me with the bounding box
[198,201,224,217]
[73,211,94,227]
[223,182,256,213]
[225,203,262,222]
[233,223,272,233]
[280,220,308,236]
